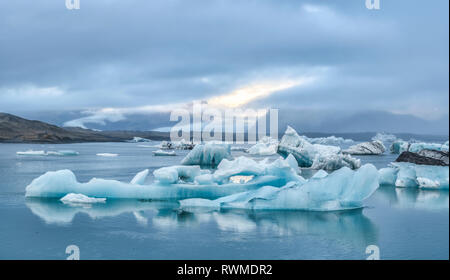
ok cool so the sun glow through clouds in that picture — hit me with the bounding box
[207,78,314,108]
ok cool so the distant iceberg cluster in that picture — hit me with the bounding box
[17,150,79,156]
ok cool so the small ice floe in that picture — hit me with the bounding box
[17,150,79,156]
[60,193,106,204]
[96,153,118,157]
[153,150,176,156]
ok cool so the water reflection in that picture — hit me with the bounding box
[375,186,449,211]
[26,198,378,246]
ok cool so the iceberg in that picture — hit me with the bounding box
[395,150,448,166]
[247,136,279,156]
[181,142,232,167]
[379,162,449,189]
[304,135,354,146]
[277,126,360,170]
[17,150,79,156]
[390,140,449,154]
[153,150,176,156]
[25,156,297,200]
[180,164,379,211]
[343,141,385,155]
[96,153,118,157]
[160,139,195,150]
[60,193,106,204]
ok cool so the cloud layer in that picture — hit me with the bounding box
[0,0,448,133]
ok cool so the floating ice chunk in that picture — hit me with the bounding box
[130,169,149,185]
[160,139,195,150]
[277,126,360,170]
[17,150,47,156]
[17,150,79,156]
[180,164,379,211]
[390,140,449,154]
[379,162,449,189]
[247,136,279,156]
[127,137,152,143]
[390,140,409,154]
[181,143,232,167]
[60,193,106,204]
[343,141,385,155]
[153,150,176,156]
[96,153,118,157]
[304,135,354,146]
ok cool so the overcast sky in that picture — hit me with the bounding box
[0,0,448,133]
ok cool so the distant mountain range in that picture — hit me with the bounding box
[0,112,447,143]
[0,113,169,143]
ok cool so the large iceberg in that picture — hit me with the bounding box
[181,142,232,167]
[25,156,299,200]
[277,126,360,170]
[180,164,379,211]
[390,140,449,154]
[343,141,385,155]
[379,162,449,189]
[247,136,278,156]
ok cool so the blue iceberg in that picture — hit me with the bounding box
[390,140,449,154]
[277,126,361,170]
[181,142,232,167]
[180,164,379,211]
[379,162,449,189]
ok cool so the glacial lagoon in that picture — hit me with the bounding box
[0,141,448,259]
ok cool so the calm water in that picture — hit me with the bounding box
[0,141,448,260]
